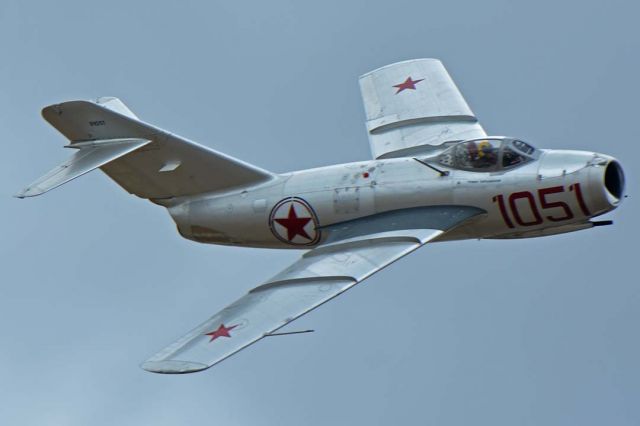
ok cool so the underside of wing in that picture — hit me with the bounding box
[359,58,487,159]
[142,206,485,374]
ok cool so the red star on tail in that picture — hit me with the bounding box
[274,205,312,241]
[393,76,424,94]
[205,323,238,342]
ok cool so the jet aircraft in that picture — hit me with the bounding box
[17,59,625,373]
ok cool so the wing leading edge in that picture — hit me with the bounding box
[142,206,485,374]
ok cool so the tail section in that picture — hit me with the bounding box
[18,97,275,200]
[41,97,145,142]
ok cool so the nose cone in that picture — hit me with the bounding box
[587,154,626,215]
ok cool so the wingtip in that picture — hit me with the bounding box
[359,58,443,79]
[14,187,41,198]
[141,360,209,374]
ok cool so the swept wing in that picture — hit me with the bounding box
[142,206,484,373]
[359,58,487,159]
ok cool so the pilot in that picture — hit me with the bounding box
[474,140,497,168]
[466,141,478,156]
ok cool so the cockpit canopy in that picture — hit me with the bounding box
[437,137,538,172]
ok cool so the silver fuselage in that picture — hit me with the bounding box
[165,148,624,249]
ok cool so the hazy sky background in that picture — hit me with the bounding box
[1,1,638,425]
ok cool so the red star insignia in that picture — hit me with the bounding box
[205,323,238,342]
[274,205,312,241]
[393,76,424,94]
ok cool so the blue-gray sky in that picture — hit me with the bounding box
[1,1,638,424]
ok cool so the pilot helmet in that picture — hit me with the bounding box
[477,140,493,157]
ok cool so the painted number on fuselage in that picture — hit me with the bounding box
[493,183,590,228]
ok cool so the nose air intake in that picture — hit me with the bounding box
[604,160,625,200]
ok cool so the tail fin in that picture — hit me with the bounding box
[18,97,275,200]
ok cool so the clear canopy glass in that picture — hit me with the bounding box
[437,138,536,172]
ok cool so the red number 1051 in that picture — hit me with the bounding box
[492,184,590,228]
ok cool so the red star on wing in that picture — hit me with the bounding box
[205,323,238,342]
[393,76,424,94]
[274,204,312,241]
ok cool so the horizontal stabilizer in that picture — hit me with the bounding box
[38,98,275,199]
[16,138,151,198]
